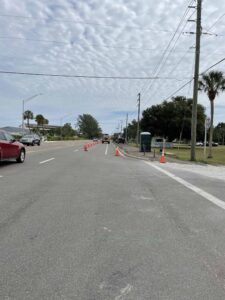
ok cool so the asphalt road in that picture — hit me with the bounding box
[1,141,225,299]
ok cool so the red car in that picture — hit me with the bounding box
[0,130,26,163]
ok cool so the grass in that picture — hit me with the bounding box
[166,146,225,165]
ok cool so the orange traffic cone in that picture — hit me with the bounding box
[115,147,120,156]
[160,149,166,163]
[84,144,88,151]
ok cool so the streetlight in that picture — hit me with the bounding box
[22,93,42,133]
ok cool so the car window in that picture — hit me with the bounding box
[4,132,13,141]
[0,132,7,141]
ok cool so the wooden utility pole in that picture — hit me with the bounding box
[137,93,141,146]
[190,0,202,161]
[125,113,128,143]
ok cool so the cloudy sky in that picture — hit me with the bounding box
[0,0,225,133]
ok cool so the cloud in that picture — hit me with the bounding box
[0,0,225,132]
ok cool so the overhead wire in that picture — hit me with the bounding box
[0,70,190,80]
[157,56,225,102]
[141,7,225,111]
[0,35,196,53]
[0,13,175,33]
[139,0,195,102]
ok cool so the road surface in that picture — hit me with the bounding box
[1,141,225,299]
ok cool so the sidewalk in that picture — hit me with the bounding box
[117,144,177,162]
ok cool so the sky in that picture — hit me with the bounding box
[0,0,225,134]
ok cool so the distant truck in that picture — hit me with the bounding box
[102,134,110,144]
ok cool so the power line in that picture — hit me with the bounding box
[156,56,225,103]
[0,13,175,33]
[142,9,195,101]
[0,36,196,53]
[163,80,193,101]
[139,0,195,100]
[207,12,225,32]
[141,9,225,110]
[200,57,225,74]
[0,70,190,80]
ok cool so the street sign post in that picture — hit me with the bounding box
[204,117,210,160]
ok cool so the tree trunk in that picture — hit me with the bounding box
[208,100,214,158]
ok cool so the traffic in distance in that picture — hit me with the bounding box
[0,131,114,163]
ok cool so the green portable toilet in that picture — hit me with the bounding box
[140,132,151,152]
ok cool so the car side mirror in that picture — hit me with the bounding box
[10,139,16,143]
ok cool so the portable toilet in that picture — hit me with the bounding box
[140,132,151,152]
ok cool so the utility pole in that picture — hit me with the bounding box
[137,93,141,146]
[125,113,128,143]
[190,0,202,161]
[120,120,123,135]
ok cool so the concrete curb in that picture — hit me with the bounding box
[114,144,158,162]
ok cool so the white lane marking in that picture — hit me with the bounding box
[105,143,109,155]
[103,227,112,232]
[115,284,133,300]
[145,162,225,210]
[39,158,55,165]
[74,149,79,152]
[0,175,3,178]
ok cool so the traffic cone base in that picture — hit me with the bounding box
[160,150,166,163]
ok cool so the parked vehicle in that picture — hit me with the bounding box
[0,130,26,163]
[196,142,204,146]
[20,134,41,146]
[205,142,219,147]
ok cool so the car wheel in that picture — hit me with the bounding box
[38,142,41,146]
[16,149,25,163]
[32,141,35,146]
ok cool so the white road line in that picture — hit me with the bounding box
[39,158,55,165]
[0,175,3,178]
[115,284,133,300]
[105,144,109,155]
[145,162,225,211]
[74,149,79,152]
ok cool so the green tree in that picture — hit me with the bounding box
[61,123,76,137]
[23,110,34,128]
[140,96,205,142]
[77,114,102,139]
[35,115,49,133]
[199,71,225,157]
[126,119,138,140]
[35,114,45,126]
[214,122,225,145]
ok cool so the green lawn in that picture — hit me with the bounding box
[165,146,225,165]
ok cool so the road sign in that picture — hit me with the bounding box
[206,117,211,130]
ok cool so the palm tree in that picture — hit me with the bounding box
[35,115,49,134]
[35,114,45,126]
[199,71,225,158]
[23,110,34,129]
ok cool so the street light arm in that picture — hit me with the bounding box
[23,93,42,104]
[22,93,42,133]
